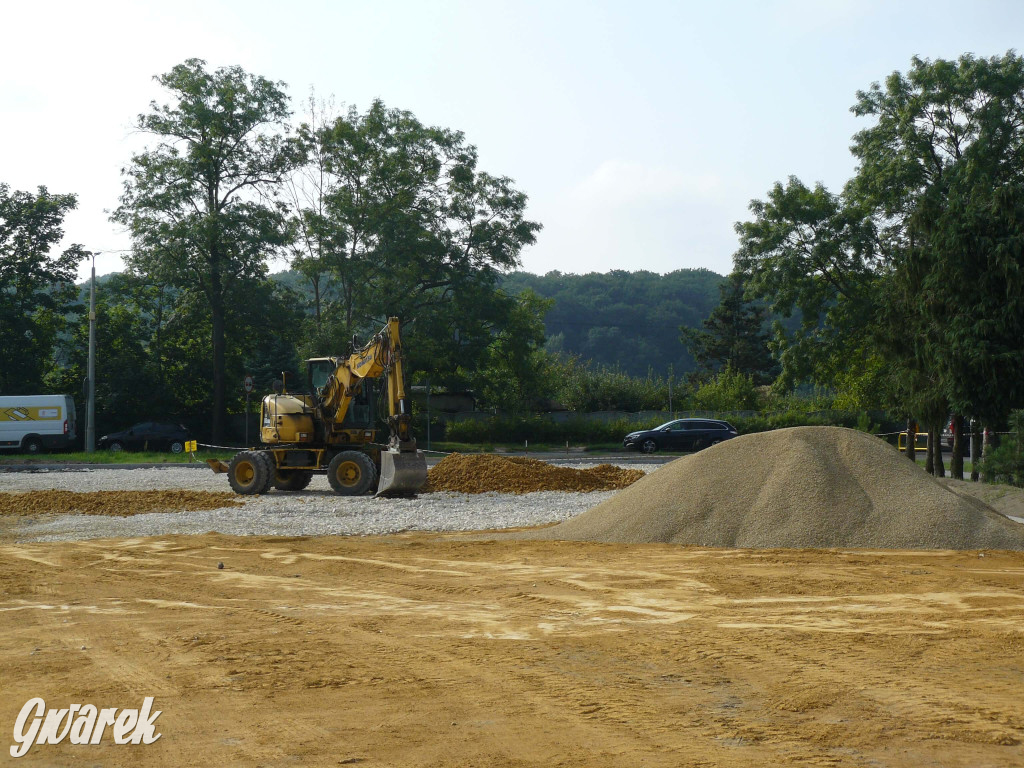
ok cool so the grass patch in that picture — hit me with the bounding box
[0,449,237,465]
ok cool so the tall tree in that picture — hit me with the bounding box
[113,59,294,440]
[0,184,85,393]
[290,99,542,384]
[850,52,1024,457]
[680,271,778,385]
[733,177,880,390]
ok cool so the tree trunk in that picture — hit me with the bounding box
[924,427,934,474]
[980,427,993,483]
[970,425,982,481]
[210,289,226,444]
[905,418,917,464]
[950,414,964,480]
[932,427,945,477]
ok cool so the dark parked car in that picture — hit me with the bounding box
[623,418,738,453]
[98,422,190,453]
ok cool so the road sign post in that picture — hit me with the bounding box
[243,375,254,446]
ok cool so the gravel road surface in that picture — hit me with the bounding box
[0,463,661,542]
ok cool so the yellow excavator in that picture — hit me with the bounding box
[208,317,427,497]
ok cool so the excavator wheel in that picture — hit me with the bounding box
[253,451,276,494]
[228,451,271,495]
[273,468,314,492]
[327,451,378,496]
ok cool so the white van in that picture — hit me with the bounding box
[0,395,77,453]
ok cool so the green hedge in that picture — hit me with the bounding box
[422,410,882,447]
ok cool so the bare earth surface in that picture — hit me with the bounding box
[1,533,1023,767]
[3,432,1024,766]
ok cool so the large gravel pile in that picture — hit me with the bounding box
[519,427,1024,550]
[424,453,645,493]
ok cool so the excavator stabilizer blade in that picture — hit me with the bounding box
[376,450,427,497]
[206,458,230,474]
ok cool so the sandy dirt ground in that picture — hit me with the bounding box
[1,532,1023,767]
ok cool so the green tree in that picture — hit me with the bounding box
[680,271,778,385]
[471,290,555,412]
[48,274,169,434]
[113,59,294,440]
[849,52,1024,472]
[0,184,85,393]
[733,177,880,391]
[290,98,541,387]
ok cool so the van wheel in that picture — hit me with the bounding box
[169,441,184,454]
[22,436,43,454]
[109,442,124,453]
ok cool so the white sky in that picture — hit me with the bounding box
[2,0,1022,282]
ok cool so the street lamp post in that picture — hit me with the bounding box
[86,252,98,453]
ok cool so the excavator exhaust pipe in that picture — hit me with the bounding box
[376,449,428,497]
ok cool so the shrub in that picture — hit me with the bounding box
[692,366,760,411]
[550,357,685,412]
[980,410,1024,486]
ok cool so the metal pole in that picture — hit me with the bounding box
[668,364,673,415]
[86,253,97,453]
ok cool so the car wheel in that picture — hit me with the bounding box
[709,440,721,447]
[327,451,378,495]
[109,441,124,453]
[641,439,658,454]
[169,441,184,454]
[21,436,43,454]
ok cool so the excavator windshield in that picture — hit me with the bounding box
[308,359,334,392]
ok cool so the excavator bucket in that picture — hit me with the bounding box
[206,458,230,474]
[376,449,428,497]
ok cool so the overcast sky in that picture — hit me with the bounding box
[3,0,1023,282]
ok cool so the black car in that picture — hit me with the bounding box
[97,422,190,453]
[623,418,738,453]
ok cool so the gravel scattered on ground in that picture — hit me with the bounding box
[517,427,1024,550]
[0,462,655,542]
[424,453,645,493]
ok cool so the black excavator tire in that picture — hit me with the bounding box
[228,451,271,495]
[273,468,314,492]
[327,450,378,496]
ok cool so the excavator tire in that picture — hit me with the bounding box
[273,468,314,492]
[253,451,276,494]
[327,451,378,496]
[228,451,271,495]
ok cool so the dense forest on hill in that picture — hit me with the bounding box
[499,269,725,377]
[270,267,727,378]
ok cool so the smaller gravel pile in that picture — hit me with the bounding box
[0,490,242,517]
[424,453,645,494]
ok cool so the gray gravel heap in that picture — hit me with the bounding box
[517,427,1024,550]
